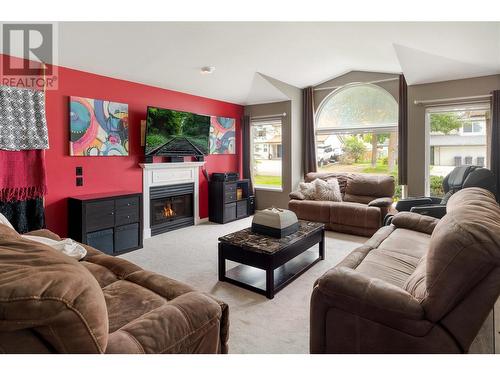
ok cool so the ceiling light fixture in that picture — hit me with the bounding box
[200,66,216,74]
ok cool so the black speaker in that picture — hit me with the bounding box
[248,195,256,215]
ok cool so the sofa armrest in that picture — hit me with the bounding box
[368,197,393,208]
[289,190,305,200]
[395,197,434,212]
[315,267,424,323]
[106,291,228,354]
[391,211,440,234]
[410,204,447,219]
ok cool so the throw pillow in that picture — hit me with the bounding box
[0,212,15,230]
[0,212,86,260]
[298,181,316,200]
[314,178,342,202]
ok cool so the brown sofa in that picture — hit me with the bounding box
[288,172,395,236]
[0,225,229,354]
[310,187,500,353]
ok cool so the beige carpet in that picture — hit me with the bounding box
[120,217,367,354]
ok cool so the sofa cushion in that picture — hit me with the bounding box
[288,199,331,223]
[0,224,108,353]
[329,201,381,229]
[103,280,166,333]
[345,174,395,198]
[106,291,224,354]
[403,256,427,301]
[377,228,431,260]
[355,249,420,288]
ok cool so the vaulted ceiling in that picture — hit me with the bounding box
[30,22,500,104]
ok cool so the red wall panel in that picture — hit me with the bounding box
[1,54,243,236]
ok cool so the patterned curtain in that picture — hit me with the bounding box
[0,85,48,232]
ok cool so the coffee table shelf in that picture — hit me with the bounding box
[224,249,322,297]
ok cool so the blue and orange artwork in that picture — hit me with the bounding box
[69,96,129,156]
[209,116,235,154]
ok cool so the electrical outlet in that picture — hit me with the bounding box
[76,166,83,176]
[76,177,83,186]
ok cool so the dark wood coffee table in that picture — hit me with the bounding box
[218,220,325,299]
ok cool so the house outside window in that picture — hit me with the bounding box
[251,117,283,189]
[426,105,489,197]
[315,83,400,197]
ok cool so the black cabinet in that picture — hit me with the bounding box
[209,179,251,224]
[68,192,143,255]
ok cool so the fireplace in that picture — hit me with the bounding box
[150,183,194,236]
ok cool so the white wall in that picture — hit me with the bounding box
[433,145,486,166]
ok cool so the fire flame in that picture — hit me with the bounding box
[163,203,175,218]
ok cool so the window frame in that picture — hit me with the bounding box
[424,102,490,196]
[314,82,399,177]
[250,117,283,192]
[315,82,399,135]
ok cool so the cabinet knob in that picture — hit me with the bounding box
[127,215,130,219]
[111,212,114,215]
[127,203,131,206]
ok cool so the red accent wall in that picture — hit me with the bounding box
[1,54,243,236]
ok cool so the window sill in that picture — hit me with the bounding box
[255,186,283,193]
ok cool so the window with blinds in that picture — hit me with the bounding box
[250,117,283,189]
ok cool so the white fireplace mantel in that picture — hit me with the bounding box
[140,162,205,239]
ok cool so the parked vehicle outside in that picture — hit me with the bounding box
[317,145,342,166]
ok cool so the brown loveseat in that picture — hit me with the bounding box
[288,172,395,237]
[0,225,229,354]
[310,187,500,353]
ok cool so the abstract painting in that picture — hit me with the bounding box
[209,116,235,154]
[69,96,129,156]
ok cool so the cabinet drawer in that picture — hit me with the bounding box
[116,196,140,211]
[85,200,115,232]
[223,203,236,222]
[115,223,139,253]
[115,209,139,226]
[236,200,248,218]
[225,191,236,203]
[225,183,237,193]
[87,228,114,254]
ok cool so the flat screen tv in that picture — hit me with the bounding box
[145,106,210,157]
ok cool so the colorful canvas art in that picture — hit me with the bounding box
[209,116,236,154]
[69,96,129,156]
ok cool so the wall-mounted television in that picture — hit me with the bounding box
[144,106,210,157]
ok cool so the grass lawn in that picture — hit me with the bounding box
[361,162,397,177]
[254,175,282,188]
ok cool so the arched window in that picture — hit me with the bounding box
[315,83,399,184]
